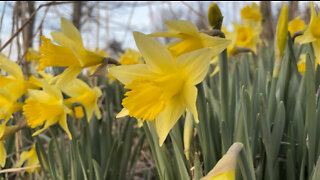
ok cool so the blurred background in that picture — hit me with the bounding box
[0,1,315,61]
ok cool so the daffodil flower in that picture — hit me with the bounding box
[16,145,40,173]
[297,54,318,75]
[109,32,226,146]
[240,3,262,24]
[288,16,305,36]
[107,48,143,83]
[26,48,40,68]
[297,2,320,64]
[0,53,39,121]
[202,142,243,180]
[119,48,143,65]
[149,20,230,58]
[231,21,261,53]
[38,17,104,87]
[23,80,72,139]
[61,79,102,121]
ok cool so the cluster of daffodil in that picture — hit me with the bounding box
[2,1,320,179]
[0,18,106,172]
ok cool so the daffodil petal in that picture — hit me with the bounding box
[50,31,76,47]
[61,79,90,97]
[297,27,316,44]
[32,117,57,136]
[183,85,199,123]
[154,95,185,146]
[108,64,155,85]
[0,141,6,167]
[58,115,72,139]
[176,48,214,85]
[210,66,220,77]
[200,34,231,55]
[28,89,57,104]
[60,17,83,46]
[54,66,83,88]
[0,87,12,101]
[15,151,30,168]
[164,20,199,36]
[0,53,23,80]
[133,32,175,72]
[202,142,243,179]
[148,31,182,38]
[42,80,63,100]
[116,108,129,118]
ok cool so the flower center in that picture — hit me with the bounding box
[236,27,252,46]
[122,73,184,121]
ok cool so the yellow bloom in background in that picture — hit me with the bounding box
[38,17,104,87]
[119,48,143,65]
[288,16,305,36]
[149,20,230,58]
[107,48,143,83]
[297,54,318,75]
[23,80,72,139]
[61,78,102,121]
[26,48,40,68]
[232,21,262,53]
[16,145,40,173]
[297,2,320,64]
[240,3,262,23]
[109,32,224,146]
[202,142,243,180]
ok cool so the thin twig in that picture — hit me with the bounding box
[0,165,40,174]
[181,1,209,28]
[0,1,73,52]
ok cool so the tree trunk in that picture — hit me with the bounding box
[260,1,274,43]
[72,1,83,30]
[289,1,299,21]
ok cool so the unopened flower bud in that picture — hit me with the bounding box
[208,3,223,30]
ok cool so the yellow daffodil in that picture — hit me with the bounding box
[26,48,40,68]
[61,79,102,121]
[232,21,261,53]
[288,16,305,36]
[38,17,104,87]
[119,48,143,65]
[297,54,318,75]
[23,80,72,139]
[149,20,230,58]
[202,142,243,180]
[297,2,320,64]
[16,145,40,173]
[0,53,39,120]
[109,32,225,146]
[107,48,143,83]
[240,3,262,24]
